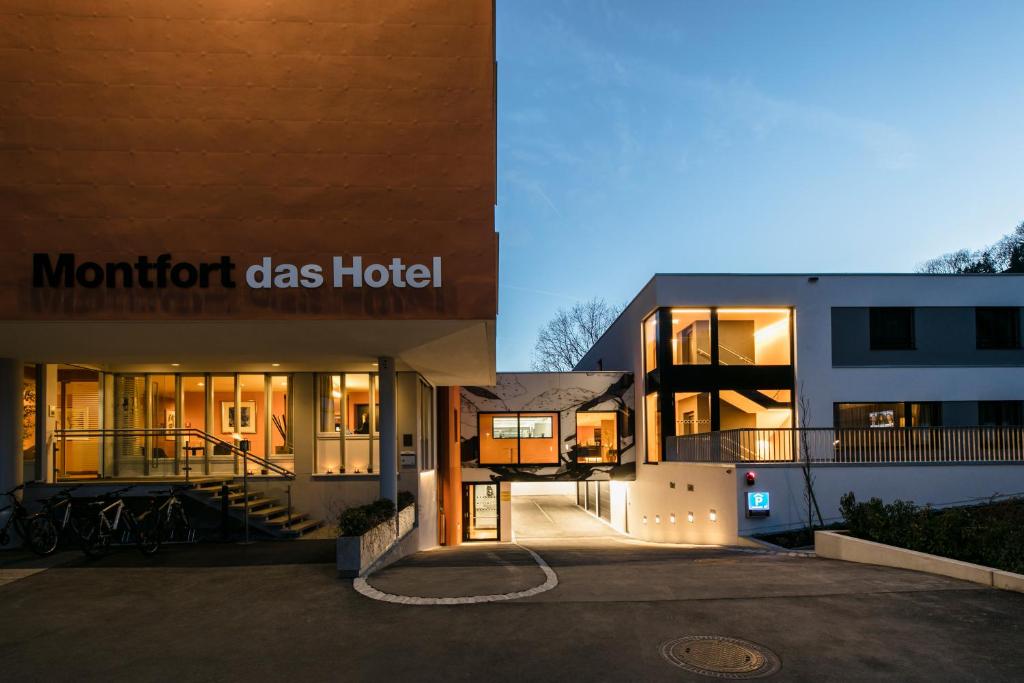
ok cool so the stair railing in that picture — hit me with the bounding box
[53,427,295,480]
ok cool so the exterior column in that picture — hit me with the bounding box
[0,359,23,497]
[377,357,398,504]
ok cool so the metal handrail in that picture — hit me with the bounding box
[53,427,295,480]
[665,426,1024,465]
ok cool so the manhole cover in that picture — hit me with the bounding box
[660,636,781,679]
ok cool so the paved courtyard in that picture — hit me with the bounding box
[2,497,1023,681]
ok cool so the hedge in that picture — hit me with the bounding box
[338,492,415,537]
[839,492,1024,574]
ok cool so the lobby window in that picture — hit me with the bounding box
[976,307,1021,350]
[978,401,1023,427]
[479,412,559,465]
[674,392,711,435]
[869,307,915,350]
[833,402,941,429]
[644,392,661,463]
[670,309,712,365]
[576,411,619,463]
[716,309,791,365]
[315,372,378,475]
[643,313,658,373]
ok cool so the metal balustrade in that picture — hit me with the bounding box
[53,427,295,480]
[664,427,1024,464]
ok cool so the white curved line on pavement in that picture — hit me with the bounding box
[353,544,558,606]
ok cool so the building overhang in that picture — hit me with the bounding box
[0,319,495,386]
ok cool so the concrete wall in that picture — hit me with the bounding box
[735,462,1024,538]
[623,463,739,545]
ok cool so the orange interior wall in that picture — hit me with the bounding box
[437,386,462,546]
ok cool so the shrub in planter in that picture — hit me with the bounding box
[339,497,398,537]
[398,490,415,511]
[839,492,1024,574]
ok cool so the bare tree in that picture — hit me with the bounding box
[917,221,1024,274]
[797,386,824,532]
[531,298,623,371]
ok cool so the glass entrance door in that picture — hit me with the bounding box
[463,483,499,541]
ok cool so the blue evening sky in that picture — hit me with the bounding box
[493,0,1024,370]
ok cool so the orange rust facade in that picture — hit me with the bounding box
[0,0,497,321]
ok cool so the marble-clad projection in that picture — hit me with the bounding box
[460,372,635,481]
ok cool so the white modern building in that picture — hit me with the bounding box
[568,274,1024,544]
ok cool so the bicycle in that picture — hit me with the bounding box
[0,482,57,556]
[33,484,90,555]
[140,484,201,551]
[78,486,158,557]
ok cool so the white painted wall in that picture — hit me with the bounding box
[511,481,577,496]
[624,462,739,545]
[735,463,1024,538]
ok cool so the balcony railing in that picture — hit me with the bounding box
[664,427,1024,465]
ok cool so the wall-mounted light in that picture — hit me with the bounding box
[709,509,718,522]
[745,471,757,486]
[670,513,677,524]
[655,514,661,524]
[272,363,281,367]
[687,512,694,523]
[171,363,180,367]
[642,515,648,525]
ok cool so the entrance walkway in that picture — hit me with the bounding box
[512,494,619,539]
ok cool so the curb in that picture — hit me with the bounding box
[352,544,559,606]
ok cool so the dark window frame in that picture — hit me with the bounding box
[869,307,916,351]
[574,409,622,465]
[975,307,1021,350]
[477,411,561,466]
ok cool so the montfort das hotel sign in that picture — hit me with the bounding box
[33,254,444,291]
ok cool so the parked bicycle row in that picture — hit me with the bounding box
[0,483,201,558]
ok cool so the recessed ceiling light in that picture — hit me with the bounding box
[197,382,205,387]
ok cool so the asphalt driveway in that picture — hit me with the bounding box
[2,523,1023,682]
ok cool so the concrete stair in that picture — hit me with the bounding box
[188,480,324,539]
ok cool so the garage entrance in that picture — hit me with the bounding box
[510,482,621,539]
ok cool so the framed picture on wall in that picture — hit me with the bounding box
[165,408,176,442]
[221,401,257,434]
[353,403,379,434]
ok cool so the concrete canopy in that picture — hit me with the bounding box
[0,319,495,386]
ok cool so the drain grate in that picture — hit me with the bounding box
[660,636,781,679]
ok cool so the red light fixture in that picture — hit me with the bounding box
[745,471,756,486]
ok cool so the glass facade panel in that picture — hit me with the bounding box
[112,374,145,477]
[149,374,177,473]
[22,365,38,482]
[576,411,618,463]
[237,374,264,457]
[479,412,559,465]
[269,375,292,456]
[180,375,206,469]
[716,308,791,366]
[674,392,712,435]
[645,392,661,463]
[518,413,558,464]
[670,309,712,365]
[643,313,658,373]
[719,389,793,430]
[480,413,518,464]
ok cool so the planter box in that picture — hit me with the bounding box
[815,530,1024,593]
[337,504,416,578]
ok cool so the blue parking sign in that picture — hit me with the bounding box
[746,491,770,517]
